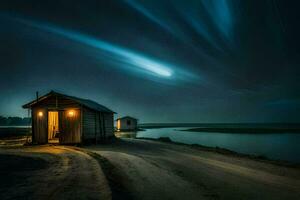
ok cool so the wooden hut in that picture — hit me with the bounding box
[116,116,138,131]
[23,91,115,144]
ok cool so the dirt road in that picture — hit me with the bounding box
[0,145,111,200]
[87,138,300,200]
[1,138,300,200]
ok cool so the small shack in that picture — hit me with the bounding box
[116,116,138,131]
[23,91,115,144]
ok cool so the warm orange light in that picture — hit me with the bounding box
[68,110,75,117]
[117,119,121,130]
[38,111,43,117]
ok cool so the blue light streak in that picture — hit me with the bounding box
[15,18,173,77]
[200,0,233,40]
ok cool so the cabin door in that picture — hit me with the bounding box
[59,109,81,144]
[48,111,59,142]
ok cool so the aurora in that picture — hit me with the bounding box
[12,16,173,78]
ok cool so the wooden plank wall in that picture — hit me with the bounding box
[31,95,82,144]
[31,95,114,144]
[32,107,48,144]
[82,108,114,141]
[96,112,104,141]
[59,109,81,144]
[82,108,97,140]
[119,118,137,130]
[103,113,114,137]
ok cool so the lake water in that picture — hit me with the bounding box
[117,127,300,163]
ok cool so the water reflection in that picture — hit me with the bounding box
[115,131,137,138]
[116,127,300,163]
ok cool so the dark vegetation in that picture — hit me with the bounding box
[0,127,31,138]
[0,116,31,138]
[0,116,31,126]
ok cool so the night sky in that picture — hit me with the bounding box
[0,0,299,123]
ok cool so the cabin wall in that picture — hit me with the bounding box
[32,107,48,144]
[119,118,137,130]
[31,96,82,144]
[103,113,114,137]
[82,108,114,141]
[29,95,114,144]
[59,109,81,144]
[82,108,97,140]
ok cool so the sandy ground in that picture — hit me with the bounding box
[0,138,300,200]
[87,138,300,200]
[0,145,111,200]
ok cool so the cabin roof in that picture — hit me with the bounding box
[116,116,138,121]
[22,91,116,113]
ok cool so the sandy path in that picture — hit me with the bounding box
[0,146,111,200]
[1,139,299,199]
[87,138,300,200]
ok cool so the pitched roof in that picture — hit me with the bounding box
[116,116,138,121]
[22,91,116,113]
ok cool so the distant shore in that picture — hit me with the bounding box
[139,122,300,130]
[136,136,300,167]
[180,127,300,134]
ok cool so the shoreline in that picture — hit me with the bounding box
[1,130,299,167]
[135,136,300,167]
[1,137,300,199]
[180,127,300,134]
